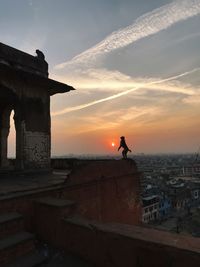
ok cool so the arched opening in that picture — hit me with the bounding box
[7,110,16,168]
[0,86,17,170]
[0,107,12,169]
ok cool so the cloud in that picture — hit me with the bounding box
[51,68,200,116]
[59,106,164,135]
[56,0,200,70]
[183,94,200,104]
[166,31,200,47]
[52,67,199,93]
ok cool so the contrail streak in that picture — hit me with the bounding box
[56,0,200,69]
[52,68,200,116]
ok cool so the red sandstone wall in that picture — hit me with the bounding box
[0,188,62,231]
[61,218,200,267]
[30,191,200,267]
[32,202,200,267]
[0,160,141,232]
[63,159,142,225]
[0,160,141,229]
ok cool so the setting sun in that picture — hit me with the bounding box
[111,142,115,147]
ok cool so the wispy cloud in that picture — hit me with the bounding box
[183,94,200,104]
[52,68,200,116]
[56,0,200,70]
[58,106,164,135]
[52,67,198,92]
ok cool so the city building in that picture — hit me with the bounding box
[183,163,200,177]
[188,182,200,204]
[142,195,159,223]
[159,195,172,219]
[168,182,190,211]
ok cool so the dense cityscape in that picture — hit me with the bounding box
[134,153,200,236]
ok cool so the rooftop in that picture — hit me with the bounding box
[0,170,68,200]
[0,42,48,77]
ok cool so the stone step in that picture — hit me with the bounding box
[34,198,77,246]
[3,250,46,267]
[0,212,24,239]
[0,232,35,266]
[36,197,76,208]
[35,197,76,218]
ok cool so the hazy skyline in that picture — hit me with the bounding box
[1,0,200,155]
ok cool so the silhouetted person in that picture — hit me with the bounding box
[118,136,131,159]
[36,49,45,60]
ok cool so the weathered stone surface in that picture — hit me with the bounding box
[61,216,200,267]
[63,159,142,225]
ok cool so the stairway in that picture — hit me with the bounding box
[34,197,77,246]
[0,212,46,266]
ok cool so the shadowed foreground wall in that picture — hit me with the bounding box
[34,203,200,267]
[62,159,142,225]
[60,217,200,267]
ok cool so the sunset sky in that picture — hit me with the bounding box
[1,0,200,155]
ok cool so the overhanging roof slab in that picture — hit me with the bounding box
[0,63,75,96]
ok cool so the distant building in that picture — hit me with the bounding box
[188,182,200,203]
[183,163,200,177]
[168,183,190,211]
[159,195,171,219]
[142,195,159,223]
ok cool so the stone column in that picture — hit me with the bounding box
[13,96,51,171]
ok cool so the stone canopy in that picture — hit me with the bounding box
[0,42,74,171]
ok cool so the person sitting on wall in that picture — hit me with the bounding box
[118,136,132,159]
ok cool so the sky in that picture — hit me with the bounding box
[1,0,200,156]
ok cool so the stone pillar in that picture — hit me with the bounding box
[14,96,51,171]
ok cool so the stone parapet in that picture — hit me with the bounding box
[0,42,48,77]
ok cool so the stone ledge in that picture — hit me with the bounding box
[0,232,34,251]
[0,212,23,225]
[63,216,100,230]
[68,159,139,185]
[35,197,76,208]
[0,42,48,77]
[0,184,67,201]
[63,217,200,254]
[3,251,46,267]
